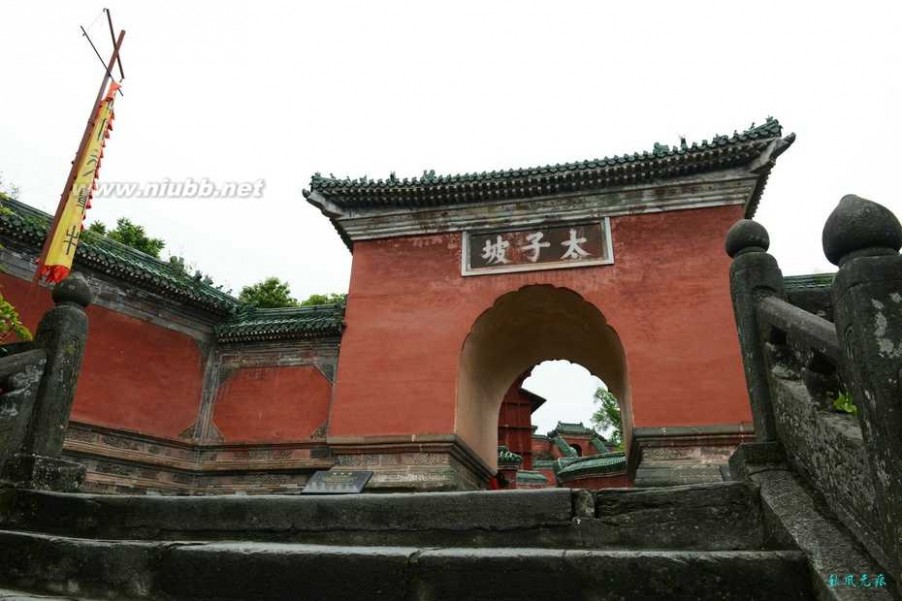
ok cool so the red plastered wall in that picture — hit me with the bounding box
[1,274,205,439]
[212,365,331,442]
[330,204,751,439]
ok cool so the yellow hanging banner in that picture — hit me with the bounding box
[38,81,118,283]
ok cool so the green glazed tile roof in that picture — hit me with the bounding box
[215,304,345,343]
[0,197,239,315]
[497,445,523,465]
[304,118,786,214]
[556,452,627,479]
[516,470,549,484]
[783,273,835,291]
[550,434,578,458]
[590,435,611,454]
[551,421,597,436]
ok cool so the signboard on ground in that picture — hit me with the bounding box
[301,470,373,494]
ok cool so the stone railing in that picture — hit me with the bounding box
[0,274,92,491]
[726,194,902,584]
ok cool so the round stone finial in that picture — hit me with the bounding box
[822,195,902,266]
[51,273,93,307]
[725,219,770,258]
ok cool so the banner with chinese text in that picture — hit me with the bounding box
[38,82,118,283]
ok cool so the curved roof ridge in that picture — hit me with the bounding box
[306,117,783,193]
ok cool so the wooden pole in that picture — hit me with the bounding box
[105,9,125,80]
[34,29,125,284]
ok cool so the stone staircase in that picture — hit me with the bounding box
[0,481,819,600]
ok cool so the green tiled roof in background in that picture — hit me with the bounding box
[551,421,597,436]
[550,434,578,458]
[590,435,612,454]
[533,459,555,470]
[556,452,627,479]
[497,445,523,465]
[516,470,549,485]
[305,118,787,214]
[0,197,239,315]
[215,304,345,343]
[783,273,835,290]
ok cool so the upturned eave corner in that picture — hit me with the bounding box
[743,131,796,220]
[303,188,355,252]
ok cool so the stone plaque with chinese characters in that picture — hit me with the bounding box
[462,219,613,276]
[301,470,373,494]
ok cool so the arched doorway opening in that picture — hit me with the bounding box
[455,284,632,472]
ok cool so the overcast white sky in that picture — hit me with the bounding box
[1,2,899,433]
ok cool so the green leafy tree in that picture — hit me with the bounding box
[88,218,165,258]
[0,185,31,342]
[86,222,107,236]
[239,277,299,308]
[300,292,347,306]
[0,298,31,343]
[591,388,623,449]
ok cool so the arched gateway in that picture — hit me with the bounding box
[304,118,794,491]
[457,285,630,469]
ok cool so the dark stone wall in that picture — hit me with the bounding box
[768,376,886,567]
[63,421,332,495]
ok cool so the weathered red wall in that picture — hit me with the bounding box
[497,376,534,468]
[213,366,331,442]
[1,274,205,440]
[535,467,556,484]
[331,205,751,442]
[532,437,552,458]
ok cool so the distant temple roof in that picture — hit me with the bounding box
[497,445,523,465]
[589,436,612,455]
[520,387,546,413]
[550,421,597,436]
[516,470,549,485]
[304,119,791,227]
[549,434,579,458]
[556,452,627,479]
[783,273,835,291]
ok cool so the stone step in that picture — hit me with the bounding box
[0,481,771,550]
[0,529,813,600]
[0,588,86,600]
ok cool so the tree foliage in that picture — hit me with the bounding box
[0,298,31,343]
[0,184,31,342]
[239,277,299,308]
[591,388,623,449]
[300,292,347,306]
[88,218,165,258]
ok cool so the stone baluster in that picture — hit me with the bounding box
[725,219,786,441]
[823,194,902,580]
[1,273,92,491]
